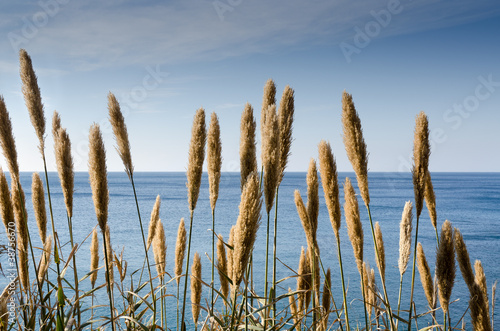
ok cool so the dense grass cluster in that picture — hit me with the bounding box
[0,50,497,330]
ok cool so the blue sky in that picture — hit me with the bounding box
[0,0,499,173]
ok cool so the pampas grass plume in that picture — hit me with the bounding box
[175,218,187,285]
[187,108,206,213]
[424,172,437,229]
[0,169,14,237]
[0,96,20,181]
[19,49,45,152]
[318,140,341,238]
[190,252,202,325]
[341,91,369,206]
[239,103,257,190]
[207,112,222,210]
[344,177,363,274]
[261,79,276,139]
[31,173,47,244]
[153,219,166,281]
[262,104,280,213]
[398,201,413,276]
[108,92,134,179]
[216,235,229,300]
[307,159,319,232]
[436,220,455,314]
[277,85,294,184]
[474,260,489,316]
[374,222,385,280]
[38,235,52,283]
[88,124,108,233]
[412,112,430,218]
[417,242,434,308]
[54,127,74,218]
[147,195,161,249]
[90,229,99,287]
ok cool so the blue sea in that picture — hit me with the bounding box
[1,171,499,330]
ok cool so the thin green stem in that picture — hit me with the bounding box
[102,231,116,331]
[130,175,156,327]
[272,188,279,328]
[366,204,396,331]
[230,286,239,330]
[361,266,369,331]
[434,225,440,247]
[335,235,350,331]
[318,255,343,331]
[180,210,195,330]
[443,311,447,331]
[311,246,317,330]
[408,214,421,331]
[264,211,271,331]
[177,281,180,331]
[66,214,80,327]
[211,208,215,320]
[396,273,403,330]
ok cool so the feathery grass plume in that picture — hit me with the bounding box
[297,246,310,312]
[277,85,294,184]
[294,190,316,262]
[475,260,489,317]
[88,124,108,233]
[424,172,437,230]
[108,92,134,179]
[318,140,341,237]
[261,79,276,140]
[187,108,206,212]
[153,220,166,281]
[207,112,222,210]
[31,173,47,244]
[147,195,161,249]
[227,226,235,285]
[412,112,430,218]
[288,288,299,331]
[104,225,114,286]
[307,159,319,230]
[11,181,28,252]
[374,222,385,280]
[19,49,45,153]
[344,177,364,273]
[191,252,202,326]
[90,229,99,287]
[0,96,20,181]
[454,228,474,288]
[232,172,262,288]
[363,261,372,319]
[52,110,61,139]
[369,267,376,319]
[38,235,52,283]
[0,294,7,329]
[217,235,229,300]
[417,243,434,308]
[262,104,280,213]
[322,268,331,330]
[0,169,14,237]
[175,218,187,285]
[239,103,258,190]
[54,127,74,218]
[18,246,29,290]
[399,201,413,276]
[341,91,369,206]
[436,220,455,314]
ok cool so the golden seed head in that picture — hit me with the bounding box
[19,49,46,153]
[108,92,134,179]
[88,124,108,232]
[38,235,52,283]
[454,228,475,288]
[11,181,28,251]
[436,220,455,314]
[153,219,166,281]
[227,225,235,286]
[288,288,299,329]
[294,190,316,258]
[175,218,187,284]
[52,110,61,140]
[306,158,319,234]
[398,201,413,276]
[424,172,437,229]
[363,261,372,318]
[0,96,20,182]
[103,225,114,286]
[18,245,29,290]
[186,108,206,212]
[374,222,385,280]
[232,172,262,288]
[297,246,311,312]
[261,78,276,142]
[239,103,258,190]
[190,252,202,325]
[147,195,161,249]
[217,235,229,300]
[277,85,294,184]
[341,91,369,206]
[412,111,431,218]
[417,242,434,308]
[54,127,74,218]
[31,173,47,244]
[262,104,280,214]
[207,112,222,210]
[90,228,99,287]
[474,260,489,315]
[0,169,14,238]
[318,140,341,237]
[344,177,363,274]
[322,268,331,316]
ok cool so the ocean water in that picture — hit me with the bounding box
[1,171,499,330]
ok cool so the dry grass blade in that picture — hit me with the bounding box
[399,201,413,276]
[0,96,20,181]
[88,124,109,233]
[19,49,45,152]
[108,92,134,179]
[207,112,222,210]
[32,173,47,244]
[239,103,257,190]
[318,140,341,238]
[436,220,455,314]
[344,177,363,274]
[187,108,206,212]
[277,85,294,184]
[175,218,187,285]
[341,91,369,206]
[412,112,430,218]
